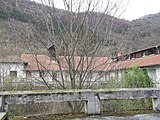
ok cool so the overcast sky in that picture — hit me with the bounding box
[121,0,160,21]
[33,0,160,21]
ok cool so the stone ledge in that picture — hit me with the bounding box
[0,112,7,120]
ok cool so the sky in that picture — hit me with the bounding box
[121,0,160,21]
[33,0,160,21]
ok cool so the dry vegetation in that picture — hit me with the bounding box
[0,0,160,56]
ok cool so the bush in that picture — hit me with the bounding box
[0,11,10,19]
[123,66,153,88]
[101,66,153,114]
[104,77,124,89]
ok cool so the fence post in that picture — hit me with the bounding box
[85,94,100,115]
[0,96,8,120]
[152,98,160,111]
[0,96,5,112]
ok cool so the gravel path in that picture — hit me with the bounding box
[73,113,160,120]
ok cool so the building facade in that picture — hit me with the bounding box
[1,45,160,87]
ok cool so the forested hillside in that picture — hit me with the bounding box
[0,0,160,57]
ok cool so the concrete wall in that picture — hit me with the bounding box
[1,88,160,115]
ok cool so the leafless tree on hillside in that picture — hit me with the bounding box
[8,0,128,113]
[10,0,127,89]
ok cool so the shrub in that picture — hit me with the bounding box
[0,11,10,19]
[123,66,153,88]
[101,66,153,114]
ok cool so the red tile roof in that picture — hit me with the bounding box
[109,55,160,70]
[21,54,110,71]
[21,54,54,71]
[21,54,160,71]
[57,56,110,71]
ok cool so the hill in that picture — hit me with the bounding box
[125,12,160,52]
[0,0,159,56]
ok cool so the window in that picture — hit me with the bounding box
[10,71,17,77]
[52,71,57,80]
[98,71,103,76]
[39,71,45,78]
[26,71,31,78]
[148,69,156,81]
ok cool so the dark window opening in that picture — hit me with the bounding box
[26,71,31,78]
[39,71,45,78]
[10,71,17,77]
[52,71,57,80]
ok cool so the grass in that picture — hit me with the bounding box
[8,98,154,120]
[11,109,156,120]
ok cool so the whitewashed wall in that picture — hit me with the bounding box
[2,62,160,88]
[105,70,123,81]
[29,71,53,85]
[32,71,107,87]
[105,66,160,88]
[0,62,25,83]
[148,66,160,87]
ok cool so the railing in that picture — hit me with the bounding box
[0,88,160,117]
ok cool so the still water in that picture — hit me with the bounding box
[73,113,160,120]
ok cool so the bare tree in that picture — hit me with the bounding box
[5,0,128,113]
[9,0,127,90]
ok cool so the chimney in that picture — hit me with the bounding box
[47,44,56,60]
